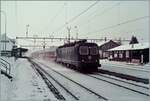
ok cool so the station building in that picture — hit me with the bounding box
[97,40,120,59]
[108,43,149,64]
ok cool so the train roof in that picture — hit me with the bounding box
[58,39,93,48]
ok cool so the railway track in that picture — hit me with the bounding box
[87,74,149,96]
[31,64,65,100]
[29,58,149,101]
[30,59,79,100]
[29,59,108,101]
[98,69,149,84]
[95,73,148,89]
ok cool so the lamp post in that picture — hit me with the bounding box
[0,10,7,51]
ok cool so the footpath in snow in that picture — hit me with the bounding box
[1,58,58,101]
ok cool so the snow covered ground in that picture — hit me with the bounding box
[0,57,14,101]
[99,59,150,79]
[0,74,11,101]
[1,58,58,101]
[34,58,150,101]
[1,57,150,101]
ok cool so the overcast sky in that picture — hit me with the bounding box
[0,0,149,47]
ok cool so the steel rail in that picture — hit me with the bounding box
[95,73,149,89]
[33,60,108,101]
[29,60,79,100]
[87,74,149,96]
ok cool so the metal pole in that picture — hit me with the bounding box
[0,10,7,51]
[74,26,78,41]
[67,27,71,43]
[0,11,3,98]
[26,24,29,37]
[4,13,7,51]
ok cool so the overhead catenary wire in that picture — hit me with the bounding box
[79,2,121,27]
[67,0,99,24]
[41,3,65,33]
[53,0,100,33]
[86,15,149,35]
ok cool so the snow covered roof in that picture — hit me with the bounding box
[96,40,119,46]
[109,42,149,51]
[96,40,110,46]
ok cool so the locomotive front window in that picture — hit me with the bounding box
[79,46,89,55]
[90,46,99,55]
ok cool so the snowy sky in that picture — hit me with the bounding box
[0,0,149,46]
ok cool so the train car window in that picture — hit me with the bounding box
[79,46,89,55]
[90,46,99,55]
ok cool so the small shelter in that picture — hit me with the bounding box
[12,47,28,58]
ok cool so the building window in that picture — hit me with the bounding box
[114,51,118,58]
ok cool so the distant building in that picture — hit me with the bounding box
[0,34,16,56]
[12,47,28,58]
[97,40,120,59]
[108,43,149,64]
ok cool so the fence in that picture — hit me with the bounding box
[0,58,12,79]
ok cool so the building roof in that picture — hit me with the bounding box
[108,42,149,51]
[13,47,28,52]
[96,40,110,46]
[96,40,120,47]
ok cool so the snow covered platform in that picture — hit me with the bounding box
[1,57,149,101]
[99,59,150,79]
[1,58,58,101]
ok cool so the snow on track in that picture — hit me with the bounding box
[30,60,79,101]
[34,59,149,101]
[88,74,149,96]
[32,59,107,101]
